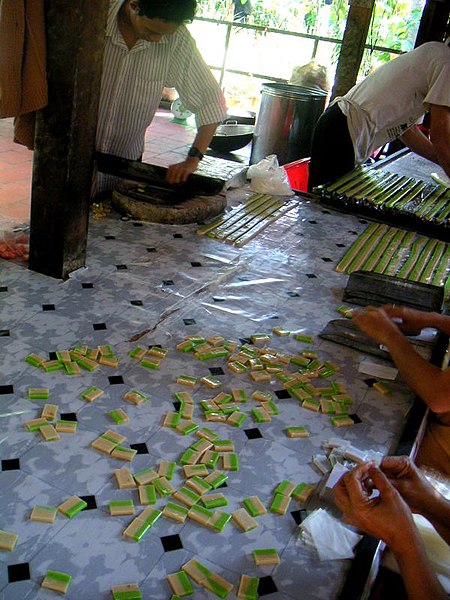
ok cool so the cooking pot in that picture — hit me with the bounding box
[209,122,254,153]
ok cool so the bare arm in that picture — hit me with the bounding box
[352,307,450,413]
[166,122,219,184]
[334,464,447,600]
[400,105,450,178]
[429,104,450,178]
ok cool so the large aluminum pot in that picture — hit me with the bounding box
[250,83,327,165]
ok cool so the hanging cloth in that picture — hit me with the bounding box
[0,0,47,149]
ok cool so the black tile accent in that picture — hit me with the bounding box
[308,220,317,224]
[49,351,58,360]
[133,222,143,227]
[321,210,331,214]
[209,367,224,376]
[274,389,291,400]
[116,264,128,270]
[349,413,362,424]
[8,563,31,583]
[82,283,94,289]
[270,315,279,319]
[364,378,377,387]
[287,291,299,297]
[161,534,183,552]
[183,319,196,326]
[173,402,181,411]
[213,297,225,303]
[60,413,77,422]
[146,247,157,253]
[0,286,8,292]
[258,575,278,595]
[130,300,143,306]
[306,273,317,279]
[130,443,149,455]
[149,344,162,349]
[108,375,124,385]
[244,428,263,440]
[79,495,97,510]
[217,480,228,489]
[93,323,107,331]
[190,261,202,267]
[2,458,20,471]
[42,304,55,311]
[0,329,10,337]
[162,280,174,286]
[336,243,346,248]
[239,338,252,345]
[359,219,368,224]
[0,385,14,395]
[291,509,307,525]
[173,233,183,239]
[104,235,116,240]
[321,257,332,262]
[348,230,358,235]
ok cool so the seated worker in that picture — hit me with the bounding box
[308,41,450,191]
[94,0,228,197]
[352,305,450,476]
[334,458,450,600]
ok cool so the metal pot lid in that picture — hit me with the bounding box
[215,124,254,137]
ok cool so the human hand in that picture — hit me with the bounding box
[166,157,199,185]
[380,456,438,515]
[352,306,403,346]
[334,462,418,554]
[381,305,434,336]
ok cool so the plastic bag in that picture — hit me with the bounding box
[246,154,294,196]
[0,219,29,261]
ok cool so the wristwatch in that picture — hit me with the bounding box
[187,146,204,161]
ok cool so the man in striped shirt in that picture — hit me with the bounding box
[94,0,227,195]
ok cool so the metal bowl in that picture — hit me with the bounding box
[209,123,254,153]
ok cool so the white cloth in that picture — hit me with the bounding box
[95,0,227,193]
[332,42,450,165]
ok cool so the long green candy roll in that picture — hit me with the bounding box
[432,247,450,286]
[374,228,410,274]
[384,230,416,276]
[345,172,384,199]
[424,192,450,222]
[354,171,396,200]
[408,238,439,282]
[325,167,367,194]
[226,199,286,243]
[384,179,423,209]
[415,186,447,217]
[214,198,281,243]
[215,196,283,240]
[371,175,410,207]
[335,223,385,274]
[233,200,295,246]
[359,227,398,272]
[396,236,428,279]
[434,196,450,223]
[197,193,266,235]
[364,173,404,205]
[419,241,446,284]
[208,195,275,239]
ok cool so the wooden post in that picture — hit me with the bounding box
[28,0,108,279]
[330,0,376,101]
[415,0,450,46]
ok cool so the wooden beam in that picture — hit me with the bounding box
[28,0,108,279]
[330,0,376,101]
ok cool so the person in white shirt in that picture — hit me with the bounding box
[308,42,450,191]
[94,0,228,195]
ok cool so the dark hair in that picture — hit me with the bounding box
[137,0,197,24]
